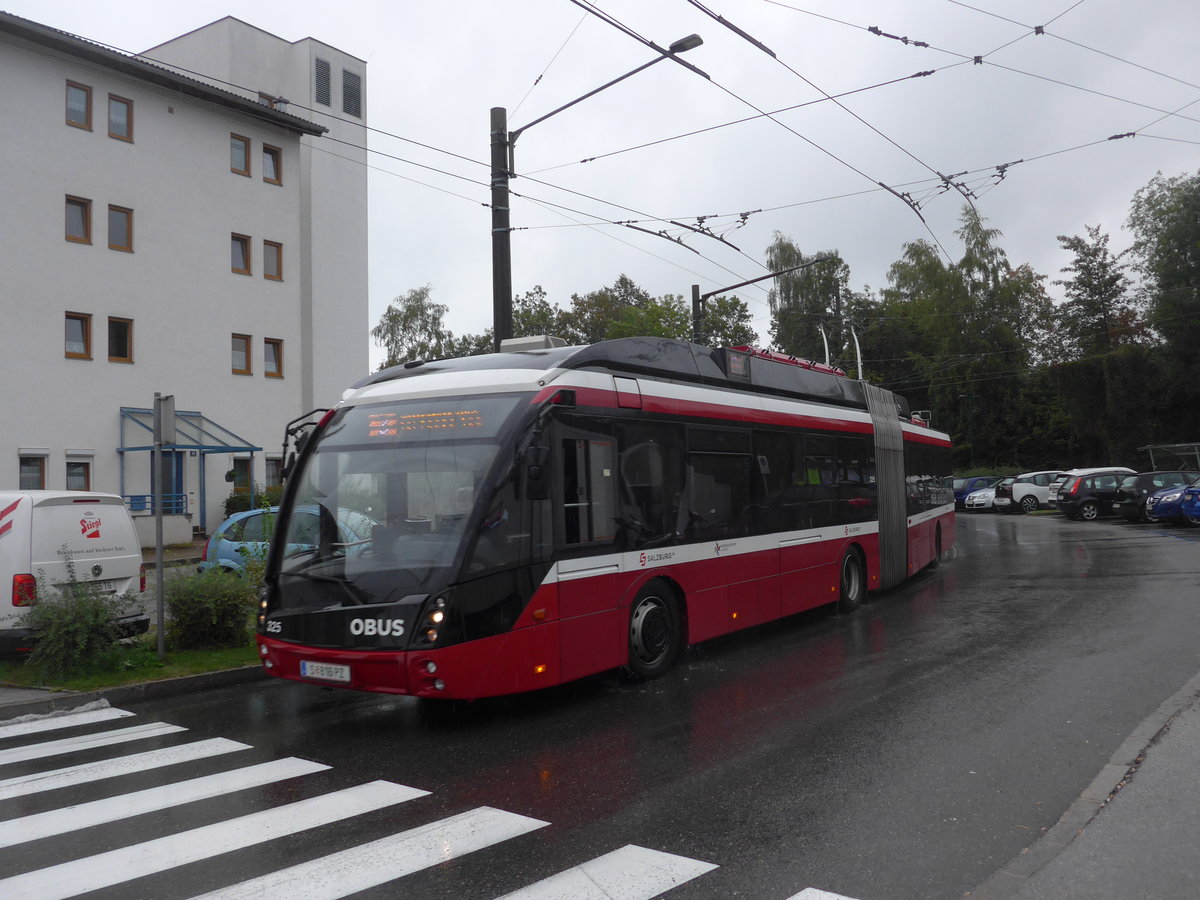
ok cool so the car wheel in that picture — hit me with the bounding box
[626,580,683,680]
[1183,510,1200,528]
[1020,495,1039,514]
[1079,501,1100,521]
[837,548,866,613]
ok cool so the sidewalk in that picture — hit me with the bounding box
[143,536,207,567]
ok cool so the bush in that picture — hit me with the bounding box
[164,567,257,650]
[223,484,283,518]
[21,562,132,681]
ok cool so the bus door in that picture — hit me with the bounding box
[551,419,625,681]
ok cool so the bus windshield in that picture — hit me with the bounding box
[278,395,528,602]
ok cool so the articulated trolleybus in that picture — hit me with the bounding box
[257,337,954,700]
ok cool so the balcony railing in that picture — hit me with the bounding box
[125,493,188,515]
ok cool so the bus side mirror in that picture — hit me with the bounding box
[525,445,549,501]
[281,451,297,482]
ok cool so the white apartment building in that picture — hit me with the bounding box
[0,12,368,544]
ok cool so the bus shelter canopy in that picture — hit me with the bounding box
[1138,443,1200,471]
[119,407,261,454]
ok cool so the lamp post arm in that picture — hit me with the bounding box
[510,56,664,148]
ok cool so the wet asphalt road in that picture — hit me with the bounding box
[3,513,1199,899]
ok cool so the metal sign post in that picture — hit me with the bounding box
[153,392,175,658]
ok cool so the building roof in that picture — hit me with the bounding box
[0,10,327,137]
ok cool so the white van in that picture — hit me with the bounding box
[0,490,148,654]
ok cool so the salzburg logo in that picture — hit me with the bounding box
[80,517,101,539]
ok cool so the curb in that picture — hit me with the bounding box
[968,670,1200,898]
[0,665,268,722]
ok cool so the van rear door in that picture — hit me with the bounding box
[29,494,142,594]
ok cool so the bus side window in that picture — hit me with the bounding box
[752,430,798,533]
[679,427,752,541]
[804,434,839,527]
[616,422,684,546]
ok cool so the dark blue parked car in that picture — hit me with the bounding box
[1144,476,1200,524]
[1182,481,1200,526]
[952,476,999,510]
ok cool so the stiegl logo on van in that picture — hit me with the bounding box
[349,618,406,638]
[80,516,101,539]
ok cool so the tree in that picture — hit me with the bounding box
[766,235,852,364]
[606,293,692,340]
[876,207,1053,468]
[1123,169,1200,441]
[1053,225,1140,360]
[370,285,453,368]
[564,274,652,344]
[513,285,572,340]
[702,294,759,347]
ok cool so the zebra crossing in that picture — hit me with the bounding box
[0,704,719,899]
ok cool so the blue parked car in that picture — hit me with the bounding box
[1177,479,1200,526]
[199,506,376,573]
[1144,476,1200,524]
[953,475,1000,510]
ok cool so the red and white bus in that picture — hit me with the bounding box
[256,337,954,699]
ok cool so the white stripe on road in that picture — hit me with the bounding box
[0,780,428,900]
[0,738,251,800]
[495,844,719,899]
[0,757,330,848]
[786,890,864,900]
[193,806,549,899]
[0,722,186,766]
[0,707,134,740]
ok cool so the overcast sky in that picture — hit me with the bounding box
[13,0,1200,368]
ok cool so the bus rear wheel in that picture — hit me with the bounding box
[838,549,866,613]
[626,580,682,680]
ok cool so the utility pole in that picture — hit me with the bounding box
[490,107,513,352]
[491,36,706,353]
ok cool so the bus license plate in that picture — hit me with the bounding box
[300,660,350,683]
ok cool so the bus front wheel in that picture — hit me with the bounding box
[838,549,866,614]
[626,580,682,680]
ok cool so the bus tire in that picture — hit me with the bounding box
[626,580,682,680]
[838,548,866,614]
[929,525,943,569]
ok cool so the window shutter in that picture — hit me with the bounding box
[342,69,362,117]
[315,58,331,106]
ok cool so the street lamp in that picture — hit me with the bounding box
[491,34,706,350]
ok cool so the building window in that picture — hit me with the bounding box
[342,69,362,117]
[262,145,282,184]
[19,456,46,490]
[108,95,133,141]
[232,334,252,375]
[66,81,91,129]
[66,460,91,491]
[230,134,250,175]
[231,234,251,274]
[315,58,331,106]
[108,206,133,251]
[108,317,133,363]
[65,312,92,359]
[264,338,283,378]
[263,240,283,280]
[65,196,91,243]
[265,457,283,488]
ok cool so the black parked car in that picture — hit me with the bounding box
[1057,470,1134,521]
[1111,470,1200,522]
